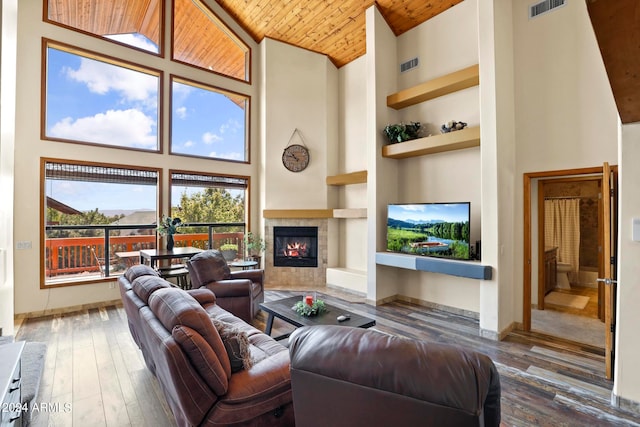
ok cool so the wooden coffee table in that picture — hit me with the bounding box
[259,295,376,341]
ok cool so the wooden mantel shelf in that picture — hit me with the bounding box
[382,126,480,159]
[263,208,367,219]
[263,209,333,219]
[326,170,367,186]
[387,64,479,110]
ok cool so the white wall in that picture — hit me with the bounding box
[512,0,618,315]
[12,0,261,314]
[615,122,640,403]
[396,0,480,136]
[261,38,338,210]
[0,0,18,335]
[476,0,518,335]
[366,6,400,303]
[336,56,368,275]
[370,1,482,311]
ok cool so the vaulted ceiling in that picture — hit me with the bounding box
[216,0,463,67]
[587,0,640,124]
[47,0,463,70]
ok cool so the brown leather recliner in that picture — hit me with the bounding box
[119,266,294,427]
[186,249,264,323]
[288,325,501,427]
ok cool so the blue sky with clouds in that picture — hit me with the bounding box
[46,47,159,149]
[47,180,157,212]
[45,35,247,213]
[388,203,470,223]
[171,80,246,160]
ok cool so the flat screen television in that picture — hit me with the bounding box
[386,202,471,260]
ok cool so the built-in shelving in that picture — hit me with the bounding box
[263,209,333,219]
[262,209,366,219]
[376,252,492,280]
[326,170,367,218]
[383,64,481,159]
[386,64,479,110]
[332,208,367,219]
[326,170,367,186]
[382,126,480,159]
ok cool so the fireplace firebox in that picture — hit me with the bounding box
[273,226,318,267]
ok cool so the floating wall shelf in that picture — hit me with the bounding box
[382,126,480,159]
[386,64,480,110]
[263,209,333,219]
[263,209,366,219]
[376,252,492,280]
[326,170,367,186]
[333,208,367,219]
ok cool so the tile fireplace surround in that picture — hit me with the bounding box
[264,219,328,286]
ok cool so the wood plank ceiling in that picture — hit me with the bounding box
[47,0,463,69]
[587,0,640,124]
[217,0,463,67]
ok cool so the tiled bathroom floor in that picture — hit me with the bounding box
[533,285,604,348]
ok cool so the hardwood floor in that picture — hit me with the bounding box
[14,285,640,427]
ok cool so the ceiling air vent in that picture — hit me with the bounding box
[529,0,566,19]
[400,57,418,73]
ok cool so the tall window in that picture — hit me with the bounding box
[42,159,159,286]
[43,40,161,151]
[45,0,162,54]
[171,76,249,161]
[170,171,248,255]
[39,1,254,285]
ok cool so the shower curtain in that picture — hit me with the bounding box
[544,198,580,282]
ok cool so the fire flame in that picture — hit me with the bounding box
[284,241,307,257]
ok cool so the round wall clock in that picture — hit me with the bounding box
[282,144,310,172]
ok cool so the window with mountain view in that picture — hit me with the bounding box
[43,159,159,285]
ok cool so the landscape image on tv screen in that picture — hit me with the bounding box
[387,203,471,260]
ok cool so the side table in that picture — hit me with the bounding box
[228,260,258,270]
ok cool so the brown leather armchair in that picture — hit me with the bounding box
[186,249,264,323]
[289,325,501,427]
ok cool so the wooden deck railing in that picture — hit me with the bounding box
[44,232,245,278]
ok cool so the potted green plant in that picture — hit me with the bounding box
[220,243,239,261]
[383,121,422,144]
[244,232,266,267]
[157,216,183,250]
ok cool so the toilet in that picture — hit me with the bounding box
[556,262,572,289]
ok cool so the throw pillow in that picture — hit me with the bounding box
[210,318,254,372]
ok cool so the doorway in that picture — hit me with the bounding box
[534,176,604,347]
[523,167,612,347]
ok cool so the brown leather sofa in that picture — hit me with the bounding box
[288,325,501,427]
[186,249,264,323]
[118,266,294,426]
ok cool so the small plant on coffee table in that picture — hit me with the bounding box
[292,299,327,317]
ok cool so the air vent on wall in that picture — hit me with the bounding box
[529,0,566,19]
[400,57,419,73]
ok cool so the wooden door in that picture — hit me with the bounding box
[600,162,617,380]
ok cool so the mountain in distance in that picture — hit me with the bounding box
[388,218,446,228]
[404,218,445,225]
[95,208,154,217]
